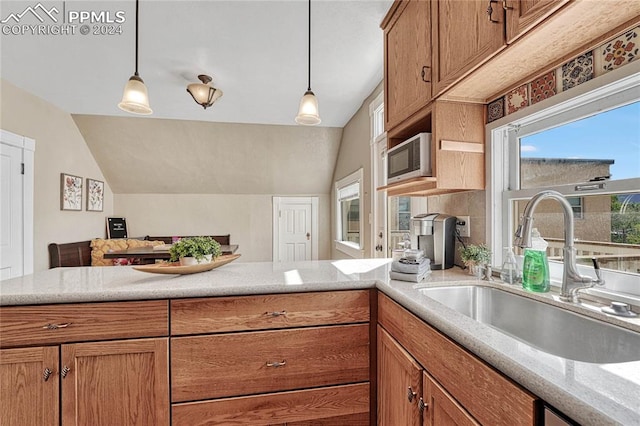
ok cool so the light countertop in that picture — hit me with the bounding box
[1,259,638,425]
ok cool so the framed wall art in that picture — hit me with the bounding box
[86,178,104,212]
[60,173,83,211]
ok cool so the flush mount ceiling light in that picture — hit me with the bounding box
[295,0,321,125]
[186,74,223,109]
[118,0,152,115]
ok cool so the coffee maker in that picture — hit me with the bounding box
[411,213,456,270]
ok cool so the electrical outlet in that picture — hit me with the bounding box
[456,216,470,238]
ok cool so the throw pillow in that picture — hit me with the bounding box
[90,238,128,266]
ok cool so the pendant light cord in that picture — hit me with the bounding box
[307,0,311,91]
[134,0,139,76]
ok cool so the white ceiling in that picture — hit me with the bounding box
[0,0,392,127]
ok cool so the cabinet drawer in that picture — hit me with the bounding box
[378,293,537,425]
[0,300,168,348]
[171,324,370,402]
[172,382,370,426]
[171,290,370,335]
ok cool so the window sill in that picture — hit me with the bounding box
[335,241,364,259]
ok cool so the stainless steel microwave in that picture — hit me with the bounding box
[387,132,432,183]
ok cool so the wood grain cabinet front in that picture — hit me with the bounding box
[172,383,370,426]
[0,300,169,348]
[171,324,370,402]
[378,293,539,425]
[170,290,370,335]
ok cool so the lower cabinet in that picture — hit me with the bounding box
[0,338,169,426]
[378,293,539,425]
[0,346,59,426]
[378,326,478,426]
[170,290,373,425]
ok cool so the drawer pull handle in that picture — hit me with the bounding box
[419,397,428,413]
[43,368,53,382]
[61,366,71,378]
[265,310,287,317]
[407,386,417,402]
[42,322,71,330]
[421,66,430,83]
[266,360,287,368]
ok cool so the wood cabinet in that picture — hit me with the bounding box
[505,0,570,44]
[378,292,539,425]
[423,372,479,426]
[380,100,485,196]
[378,326,479,426]
[61,338,169,425]
[170,290,373,425]
[431,0,506,97]
[0,346,59,426]
[382,0,432,130]
[378,326,422,426]
[0,300,170,426]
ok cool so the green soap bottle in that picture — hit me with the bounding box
[522,228,550,292]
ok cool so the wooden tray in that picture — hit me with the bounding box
[133,254,241,275]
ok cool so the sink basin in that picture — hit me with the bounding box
[419,285,640,363]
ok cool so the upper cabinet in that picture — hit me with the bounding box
[431,0,506,96]
[383,0,432,130]
[505,0,570,44]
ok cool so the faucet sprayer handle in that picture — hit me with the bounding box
[591,258,605,286]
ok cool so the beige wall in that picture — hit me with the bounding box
[0,79,114,272]
[115,193,331,262]
[331,82,383,259]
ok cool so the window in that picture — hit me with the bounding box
[489,68,640,297]
[336,168,364,258]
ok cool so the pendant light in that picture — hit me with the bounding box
[295,0,321,125]
[187,74,223,109]
[118,0,152,115]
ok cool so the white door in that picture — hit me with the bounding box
[0,130,34,280]
[273,197,318,262]
[372,136,388,258]
[0,143,24,279]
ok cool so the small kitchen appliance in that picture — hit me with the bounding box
[411,213,456,270]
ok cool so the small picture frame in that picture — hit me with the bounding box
[60,173,83,211]
[106,217,128,239]
[86,178,104,212]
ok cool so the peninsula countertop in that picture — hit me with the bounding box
[1,259,638,426]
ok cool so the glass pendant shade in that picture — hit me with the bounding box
[295,90,321,125]
[118,75,152,115]
[187,75,223,109]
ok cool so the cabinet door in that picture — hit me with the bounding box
[423,372,479,426]
[61,338,169,426]
[377,326,422,426]
[432,0,505,95]
[505,0,569,43]
[0,346,59,426]
[384,0,431,130]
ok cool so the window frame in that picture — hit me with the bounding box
[335,168,365,258]
[487,62,640,299]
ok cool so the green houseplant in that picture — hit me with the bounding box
[459,244,491,276]
[169,236,222,265]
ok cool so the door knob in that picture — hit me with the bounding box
[306,232,310,240]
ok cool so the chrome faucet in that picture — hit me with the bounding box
[514,190,604,302]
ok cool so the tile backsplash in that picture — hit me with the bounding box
[486,26,639,123]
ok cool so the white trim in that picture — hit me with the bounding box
[486,64,640,296]
[335,168,365,258]
[0,129,35,277]
[272,196,319,262]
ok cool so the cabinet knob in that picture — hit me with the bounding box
[61,366,71,378]
[266,360,287,368]
[407,386,417,402]
[419,397,428,413]
[43,368,53,382]
[487,0,500,23]
[421,66,430,83]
